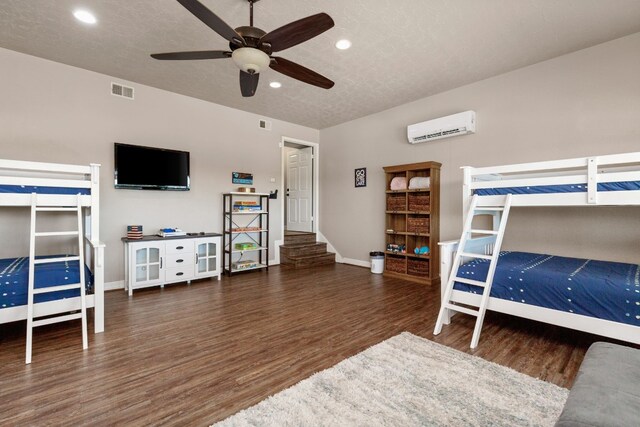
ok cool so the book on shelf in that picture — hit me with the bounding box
[232,259,258,270]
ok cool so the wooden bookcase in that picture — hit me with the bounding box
[383,162,441,285]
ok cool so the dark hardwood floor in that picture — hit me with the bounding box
[0,264,623,426]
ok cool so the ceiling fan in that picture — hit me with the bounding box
[151,0,335,97]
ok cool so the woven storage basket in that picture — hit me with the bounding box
[385,256,406,274]
[386,195,405,211]
[408,259,429,276]
[408,194,430,211]
[407,217,429,234]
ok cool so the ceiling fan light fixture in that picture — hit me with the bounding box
[73,10,97,24]
[232,47,271,74]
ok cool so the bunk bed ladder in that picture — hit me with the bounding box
[434,193,513,348]
[26,194,88,364]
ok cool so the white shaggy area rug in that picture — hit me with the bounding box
[215,332,568,426]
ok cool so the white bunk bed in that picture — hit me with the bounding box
[0,158,105,334]
[437,151,640,346]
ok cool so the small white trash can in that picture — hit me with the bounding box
[370,251,385,274]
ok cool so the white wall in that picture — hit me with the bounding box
[0,47,318,284]
[319,32,640,265]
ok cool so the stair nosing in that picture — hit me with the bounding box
[281,252,335,261]
[280,242,327,248]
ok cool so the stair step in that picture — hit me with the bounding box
[458,252,493,260]
[280,242,327,257]
[33,283,82,294]
[34,256,80,265]
[33,312,82,327]
[469,229,499,235]
[453,277,488,288]
[445,303,479,317]
[281,252,335,269]
[283,231,317,245]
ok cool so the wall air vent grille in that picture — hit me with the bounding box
[259,119,272,130]
[111,82,135,100]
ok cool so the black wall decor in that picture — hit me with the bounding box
[355,167,366,187]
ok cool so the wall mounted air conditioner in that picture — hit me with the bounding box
[407,110,476,144]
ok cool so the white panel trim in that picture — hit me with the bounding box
[281,137,320,233]
[340,258,370,268]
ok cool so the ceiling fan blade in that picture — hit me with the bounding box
[176,0,245,46]
[260,13,334,53]
[150,50,231,60]
[239,71,259,97]
[270,57,334,89]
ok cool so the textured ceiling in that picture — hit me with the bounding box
[1,0,640,129]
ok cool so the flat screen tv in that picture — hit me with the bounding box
[114,143,190,191]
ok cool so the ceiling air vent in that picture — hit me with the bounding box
[259,119,272,131]
[111,82,134,100]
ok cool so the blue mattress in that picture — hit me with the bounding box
[0,185,90,195]
[474,180,640,196]
[454,251,640,326]
[0,255,93,309]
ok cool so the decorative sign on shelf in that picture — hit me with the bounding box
[232,172,253,185]
[355,167,367,188]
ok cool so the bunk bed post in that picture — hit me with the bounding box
[587,157,598,204]
[438,240,459,325]
[462,167,472,225]
[90,163,104,334]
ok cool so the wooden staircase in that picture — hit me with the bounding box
[280,231,335,268]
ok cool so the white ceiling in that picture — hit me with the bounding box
[1,0,640,129]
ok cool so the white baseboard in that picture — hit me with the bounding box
[340,258,371,268]
[105,280,124,291]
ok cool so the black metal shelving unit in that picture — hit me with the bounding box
[223,192,269,276]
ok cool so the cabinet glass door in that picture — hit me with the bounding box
[196,238,219,277]
[133,244,163,285]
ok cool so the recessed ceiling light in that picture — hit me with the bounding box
[73,10,97,24]
[269,82,282,89]
[335,39,352,50]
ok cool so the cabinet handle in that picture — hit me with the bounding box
[160,257,163,268]
[176,246,184,250]
[176,272,184,276]
[176,259,184,263]
[195,253,199,263]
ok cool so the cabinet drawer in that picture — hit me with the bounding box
[165,267,194,282]
[165,240,194,254]
[166,253,195,268]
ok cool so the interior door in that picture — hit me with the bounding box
[286,146,313,232]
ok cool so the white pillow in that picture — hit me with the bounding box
[390,177,407,190]
[408,177,430,189]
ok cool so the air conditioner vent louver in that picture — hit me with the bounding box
[408,111,475,144]
[111,82,134,100]
[259,119,272,130]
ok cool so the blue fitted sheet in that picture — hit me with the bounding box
[474,180,640,196]
[0,185,90,195]
[454,251,640,326]
[0,256,93,309]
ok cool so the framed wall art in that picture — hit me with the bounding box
[355,167,366,188]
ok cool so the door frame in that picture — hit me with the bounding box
[281,137,319,234]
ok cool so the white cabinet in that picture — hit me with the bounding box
[195,237,221,278]
[123,234,222,295]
